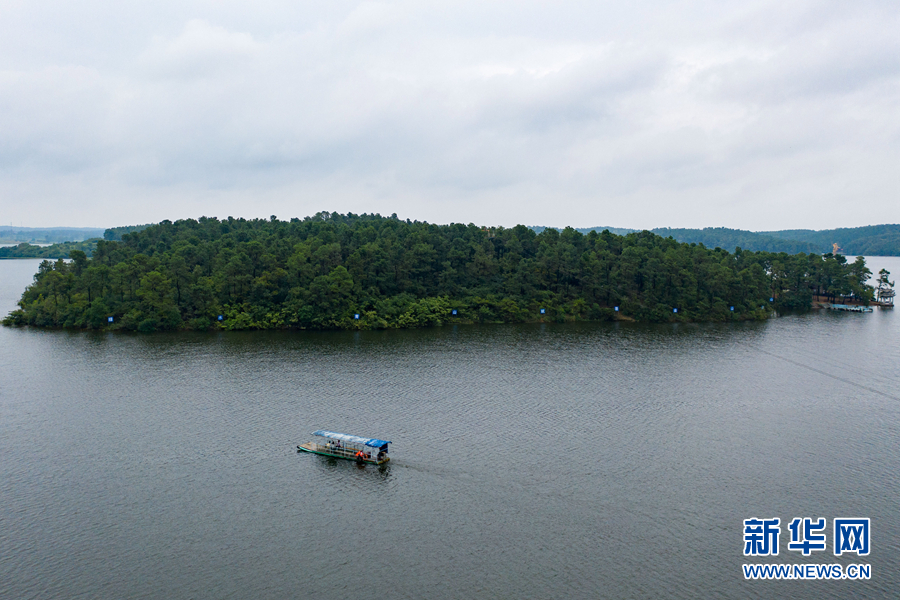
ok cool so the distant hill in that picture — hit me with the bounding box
[0,224,155,244]
[760,224,900,256]
[0,226,105,244]
[651,228,820,254]
[532,224,900,256]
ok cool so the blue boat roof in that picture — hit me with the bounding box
[312,430,391,448]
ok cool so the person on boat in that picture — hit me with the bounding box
[355,450,365,464]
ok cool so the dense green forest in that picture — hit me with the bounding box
[0,239,99,259]
[2,212,874,332]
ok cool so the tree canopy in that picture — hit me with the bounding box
[2,212,875,332]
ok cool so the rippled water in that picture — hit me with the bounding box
[1,258,899,599]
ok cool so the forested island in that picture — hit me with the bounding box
[2,212,875,332]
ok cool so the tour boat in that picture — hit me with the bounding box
[297,430,391,465]
[828,303,874,313]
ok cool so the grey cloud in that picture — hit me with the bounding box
[0,1,897,229]
[138,20,262,80]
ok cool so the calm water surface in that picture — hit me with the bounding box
[1,258,899,599]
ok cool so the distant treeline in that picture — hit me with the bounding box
[760,224,900,256]
[649,225,900,255]
[0,225,151,259]
[0,240,99,259]
[533,224,900,256]
[532,225,637,237]
[652,228,821,254]
[3,212,874,332]
[0,226,105,244]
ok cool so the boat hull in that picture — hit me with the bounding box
[297,442,390,465]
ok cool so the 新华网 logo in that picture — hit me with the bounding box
[742,516,871,581]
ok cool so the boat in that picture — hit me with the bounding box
[297,430,391,465]
[828,304,873,313]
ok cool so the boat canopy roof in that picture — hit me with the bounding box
[312,430,391,448]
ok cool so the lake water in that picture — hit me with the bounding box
[1,257,898,599]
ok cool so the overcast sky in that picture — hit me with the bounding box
[1,1,898,230]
